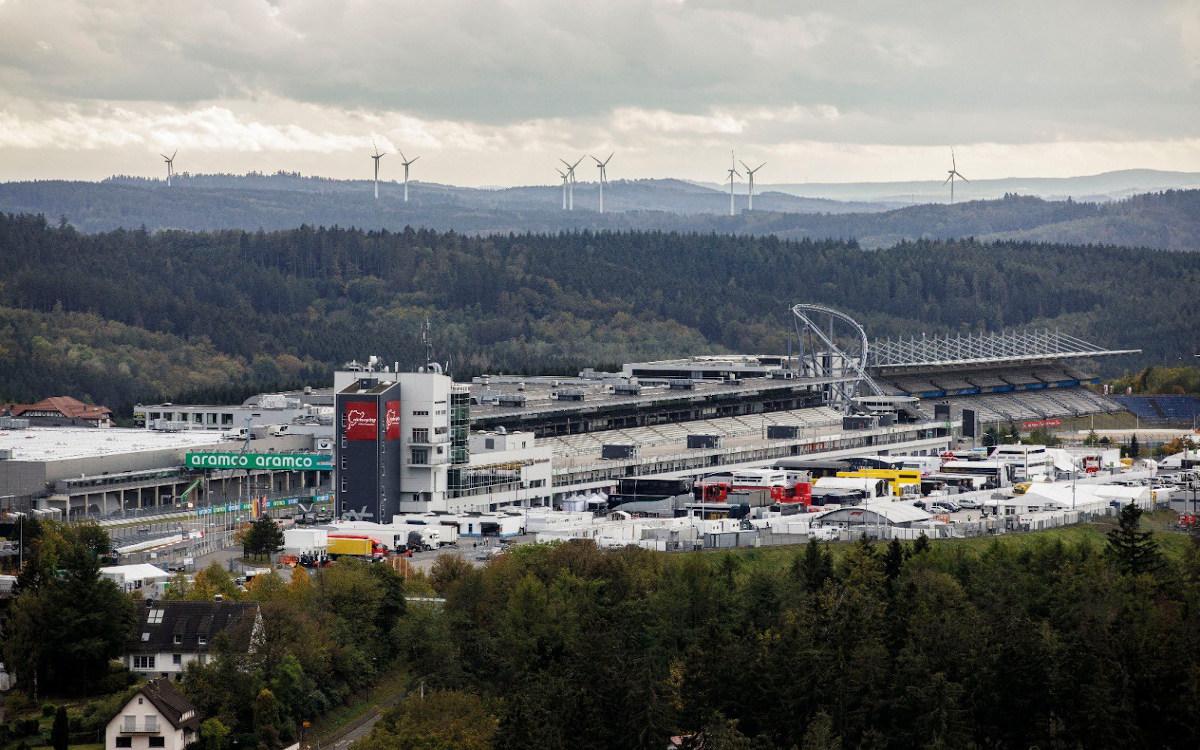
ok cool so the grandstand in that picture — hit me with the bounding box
[864,328,1136,425]
[468,328,1140,449]
[928,389,1123,424]
[1112,395,1200,426]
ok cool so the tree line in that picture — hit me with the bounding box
[350,506,1200,749]
[1,211,1197,413]
[3,510,1200,748]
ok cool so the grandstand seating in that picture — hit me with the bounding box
[966,373,1007,388]
[1112,395,1200,425]
[922,388,1123,424]
[1033,368,1078,384]
[930,377,977,391]
[891,379,942,395]
[1001,371,1041,385]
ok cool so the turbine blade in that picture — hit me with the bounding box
[603,152,613,165]
[160,154,169,160]
[400,151,407,162]
[591,154,602,165]
[755,162,766,172]
[739,160,751,172]
[171,150,177,160]
[957,173,968,182]
[943,175,953,184]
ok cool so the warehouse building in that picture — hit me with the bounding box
[0,426,331,518]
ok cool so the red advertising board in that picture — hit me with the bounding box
[1022,418,1062,430]
[385,400,401,441]
[344,401,378,441]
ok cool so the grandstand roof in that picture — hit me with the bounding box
[868,329,1139,373]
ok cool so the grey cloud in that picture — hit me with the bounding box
[0,0,1195,144]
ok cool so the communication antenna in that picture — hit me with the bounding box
[421,316,434,365]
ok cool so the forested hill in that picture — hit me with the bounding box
[1,212,1196,413]
[1,175,1199,251]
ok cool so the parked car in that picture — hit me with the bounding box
[956,496,983,510]
[930,500,960,514]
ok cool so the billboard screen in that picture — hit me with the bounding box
[344,401,378,441]
[385,400,401,441]
[186,452,333,471]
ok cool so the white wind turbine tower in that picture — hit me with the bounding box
[161,150,177,187]
[370,141,385,200]
[944,148,968,204]
[400,151,419,202]
[556,168,569,209]
[740,159,765,211]
[725,151,741,217]
[591,153,613,213]
[560,156,583,210]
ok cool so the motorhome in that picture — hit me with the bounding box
[989,444,1051,481]
[940,460,1014,489]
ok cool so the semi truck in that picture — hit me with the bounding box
[403,526,454,552]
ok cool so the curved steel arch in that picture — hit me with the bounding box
[791,303,883,414]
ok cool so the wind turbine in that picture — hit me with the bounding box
[370,141,385,200]
[556,168,569,210]
[725,151,741,217]
[944,148,968,204]
[400,151,419,202]
[740,159,765,211]
[560,156,584,210]
[160,150,177,187]
[591,152,613,213]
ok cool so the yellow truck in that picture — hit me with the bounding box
[327,534,388,559]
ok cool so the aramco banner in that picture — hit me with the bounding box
[186,452,333,471]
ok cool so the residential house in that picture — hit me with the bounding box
[104,678,200,750]
[126,600,261,679]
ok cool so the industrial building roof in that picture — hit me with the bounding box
[815,503,933,525]
[469,374,845,420]
[101,563,172,581]
[0,428,235,462]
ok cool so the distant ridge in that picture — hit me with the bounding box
[1,173,1198,252]
[754,168,1200,204]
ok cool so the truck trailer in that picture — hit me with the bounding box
[327,534,389,560]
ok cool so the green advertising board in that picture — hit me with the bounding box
[186,451,333,472]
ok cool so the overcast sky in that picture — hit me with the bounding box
[1,0,1198,186]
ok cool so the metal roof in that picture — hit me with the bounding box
[869,329,1140,372]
